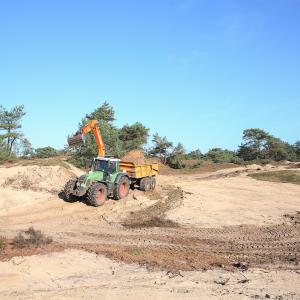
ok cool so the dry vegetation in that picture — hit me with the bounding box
[0,228,60,262]
[0,236,6,250]
[12,227,53,249]
[122,186,184,228]
[249,170,300,185]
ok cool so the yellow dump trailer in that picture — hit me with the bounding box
[120,161,158,191]
[120,161,158,178]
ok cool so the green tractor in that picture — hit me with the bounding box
[64,120,158,207]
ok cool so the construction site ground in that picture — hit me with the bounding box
[0,160,299,299]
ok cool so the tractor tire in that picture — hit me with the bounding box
[87,183,108,207]
[140,177,151,192]
[150,176,156,190]
[63,178,77,202]
[114,176,130,200]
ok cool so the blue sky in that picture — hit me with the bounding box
[0,0,299,152]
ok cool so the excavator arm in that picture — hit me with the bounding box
[68,119,106,157]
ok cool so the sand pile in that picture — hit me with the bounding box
[121,150,152,164]
[121,150,173,174]
[2,165,75,193]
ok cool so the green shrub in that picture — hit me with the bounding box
[0,143,11,163]
[191,161,203,169]
[185,149,203,160]
[167,155,186,169]
[205,148,241,164]
[34,146,59,158]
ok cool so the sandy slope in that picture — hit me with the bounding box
[164,174,300,227]
[0,162,299,299]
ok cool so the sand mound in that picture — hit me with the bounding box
[246,164,264,170]
[121,150,173,174]
[121,150,152,164]
[2,165,76,193]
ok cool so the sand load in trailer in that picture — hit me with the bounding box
[120,161,158,179]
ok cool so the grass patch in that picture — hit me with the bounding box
[249,170,300,185]
[127,247,143,256]
[12,227,53,248]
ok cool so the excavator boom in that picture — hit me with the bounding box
[68,120,106,157]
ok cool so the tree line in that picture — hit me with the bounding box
[0,105,61,161]
[1,103,299,168]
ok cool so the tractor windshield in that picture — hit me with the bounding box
[93,159,109,172]
[92,159,116,173]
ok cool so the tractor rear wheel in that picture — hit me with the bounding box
[87,183,108,207]
[140,177,151,191]
[150,176,156,190]
[114,176,130,200]
[63,178,77,202]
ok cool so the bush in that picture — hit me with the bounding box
[258,158,273,165]
[185,149,203,160]
[34,146,59,158]
[12,227,53,248]
[167,155,186,169]
[205,148,242,164]
[191,161,203,169]
[229,156,244,164]
[0,143,12,163]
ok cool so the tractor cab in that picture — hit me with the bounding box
[92,157,120,174]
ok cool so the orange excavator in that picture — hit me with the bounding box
[68,119,106,157]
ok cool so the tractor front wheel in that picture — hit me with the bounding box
[63,178,77,202]
[87,183,108,207]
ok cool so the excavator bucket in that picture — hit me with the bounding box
[68,133,84,147]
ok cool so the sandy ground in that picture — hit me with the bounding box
[0,249,299,300]
[163,168,300,227]
[0,162,300,299]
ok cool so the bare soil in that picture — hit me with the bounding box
[0,161,300,299]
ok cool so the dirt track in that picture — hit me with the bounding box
[0,163,300,299]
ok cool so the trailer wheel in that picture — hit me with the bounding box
[150,177,156,190]
[63,178,77,202]
[140,177,151,191]
[114,176,130,200]
[87,183,108,207]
